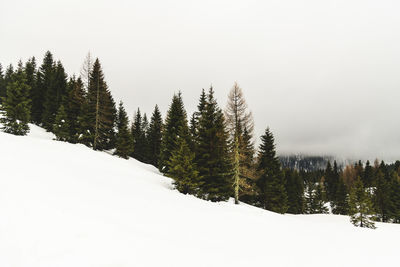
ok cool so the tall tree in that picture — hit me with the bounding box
[196,87,232,201]
[53,105,69,141]
[284,169,305,214]
[24,57,37,114]
[80,52,94,92]
[256,128,288,213]
[332,176,349,215]
[349,177,376,229]
[224,82,255,204]
[0,63,5,104]
[159,92,189,173]
[115,101,133,159]
[66,77,85,142]
[131,108,147,162]
[373,170,392,222]
[147,105,163,167]
[0,62,31,135]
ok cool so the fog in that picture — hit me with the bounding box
[1,0,400,160]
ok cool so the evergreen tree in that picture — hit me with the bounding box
[141,113,150,162]
[0,62,31,135]
[159,92,189,173]
[167,136,202,195]
[42,59,67,130]
[53,105,69,141]
[363,160,374,188]
[24,57,37,113]
[131,108,147,162]
[305,181,317,214]
[284,169,305,214]
[233,136,240,204]
[314,181,329,214]
[389,172,400,223]
[147,105,163,167]
[196,87,232,201]
[115,101,133,159]
[83,58,116,150]
[349,177,376,229]
[256,127,288,213]
[373,170,392,222]
[66,77,86,142]
[332,176,349,215]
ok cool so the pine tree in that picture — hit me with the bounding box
[141,113,150,163]
[42,59,67,130]
[314,181,329,214]
[66,77,85,142]
[167,136,202,195]
[131,108,147,162]
[159,92,189,173]
[115,101,133,159]
[373,170,392,222]
[147,105,163,167]
[24,57,36,114]
[256,127,288,213]
[0,62,31,135]
[32,51,54,125]
[389,172,400,223]
[363,160,374,188]
[85,58,116,150]
[53,105,69,141]
[285,169,305,214]
[305,181,317,214]
[196,87,232,201]
[332,176,349,215]
[349,177,376,229]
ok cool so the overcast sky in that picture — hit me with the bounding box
[1,0,400,161]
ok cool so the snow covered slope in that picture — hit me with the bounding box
[0,127,398,267]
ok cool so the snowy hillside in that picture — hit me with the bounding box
[0,126,398,267]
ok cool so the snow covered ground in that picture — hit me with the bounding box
[0,126,398,267]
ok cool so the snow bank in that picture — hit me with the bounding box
[0,128,398,267]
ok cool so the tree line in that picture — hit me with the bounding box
[1,51,399,229]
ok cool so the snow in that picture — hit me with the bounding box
[0,126,398,267]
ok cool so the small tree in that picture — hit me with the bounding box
[349,177,376,229]
[167,136,202,195]
[115,101,133,159]
[53,105,70,141]
[0,63,31,135]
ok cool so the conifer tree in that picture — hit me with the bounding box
[363,160,374,188]
[196,87,232,201]
[256,128,288,213]
[233,136,240,204]
[305,181,317,214]
[284,169,305,214]
[167,136,202,195]
[53,105,69,141]
[147,105,163,167]
[389,173,400,223]
[32,51,54,125]
[0,62,31,135]
[131,108,147,162]
[84,58,116,150]
[314,181,329,214]
[42,60,67,130]
[24,57,36,111]
[349,177,376,229]
[332,176,349,215]
[66,77,85,142]
[115,101,133,159]
[373,170,392,222]
[159,92,189,173]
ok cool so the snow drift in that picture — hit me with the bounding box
[0,126,398,267]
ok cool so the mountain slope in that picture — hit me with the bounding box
[0,126,398,267]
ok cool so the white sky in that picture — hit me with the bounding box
[1,0,400,160]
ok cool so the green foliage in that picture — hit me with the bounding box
[285,169,305,214]
[0,63,31,135]
[131,108,148,162]
[160,92,189,173]
[53,105,70,141]
[256,128,288,213]
[66,77,85,142]
[168,137,202,195]
[332,176,349,215]
[349,177,376,229]
[0,63,5,104]
[196,87,232,201]
[147,105,163,167]
[115,101,133,159]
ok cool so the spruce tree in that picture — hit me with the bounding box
[131,108,147,162]
[84,58,116,150]
[159,92,189,173]
[285,169,305,214]
[332,176,349,215]
[115,101,133,159]
[256,127,288,213]
[363,160,374,188]
[373,170,392,222]
[167,136,202,195]
[147,105,163,167]
[0,62,31,135]
[66,77,86,142]
[53,105,69,141]
[349,177,376,229]
[305,181,317,214]
[0,63,5,104]
[24,57,37,112]
[196,87,232,201]
[314,181,329,214]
